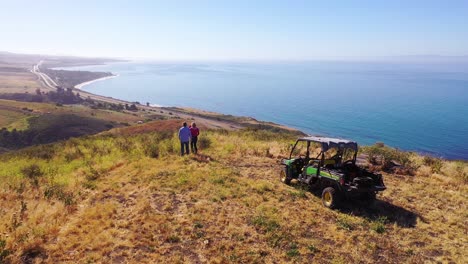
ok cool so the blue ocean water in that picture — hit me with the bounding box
[61,61,468,160]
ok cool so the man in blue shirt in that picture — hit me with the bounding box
[178,122,191,156]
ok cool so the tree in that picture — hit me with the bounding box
[129,104,138,111]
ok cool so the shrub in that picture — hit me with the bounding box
[166,235,181,243]
[84,166,101,181]
[44,183,75,206]
[417,165,432,177]
[64,147,84,162]
[308,244,319,254]
[370,216,387,234]
[252,214,280,233]
[198,136,212,149]
[21,164,43,187]
[336,215,356,231]
[363,144,411,171]
[289,189,307,200]
[286,243,300,258]
[160,138,176,155]
[441,161,468,183]
[423,156,443,173]
[22,145,55,160]
[116,138,134,152]
[0,239,10,262]
[144,144,160,158]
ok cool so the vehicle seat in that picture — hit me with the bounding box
[324,159,336,169]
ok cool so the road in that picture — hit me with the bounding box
[31,60,59,89]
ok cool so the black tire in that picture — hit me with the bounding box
[321,187,339,208]
[360,192,376,206]
[365,192,376,200]
[280,167,291,185]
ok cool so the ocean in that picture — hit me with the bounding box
[59,61,468,160]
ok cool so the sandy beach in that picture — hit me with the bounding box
[74,74,119,89]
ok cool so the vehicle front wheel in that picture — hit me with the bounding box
[280,167,291,185]
[322,187,339,209]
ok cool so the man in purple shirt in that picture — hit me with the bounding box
[178,122,191,156]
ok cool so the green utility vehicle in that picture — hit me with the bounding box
[281,136,386,208]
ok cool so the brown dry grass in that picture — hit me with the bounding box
[0,99,156,131]
[0,72,44,94]
[0,129,466,263]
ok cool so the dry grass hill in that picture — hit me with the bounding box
[0,119,466,263]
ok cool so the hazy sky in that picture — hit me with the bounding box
[1,0,467,60]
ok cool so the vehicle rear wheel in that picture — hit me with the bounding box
[363,192,376,200]
[359,192,376,206]
[280,167,291,185]
[322,187,338,208]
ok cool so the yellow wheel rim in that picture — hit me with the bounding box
[323,192,332,205]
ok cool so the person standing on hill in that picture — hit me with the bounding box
[178,122,191,156]
[190,122,200,154]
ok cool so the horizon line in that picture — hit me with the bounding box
[2,50,468,63]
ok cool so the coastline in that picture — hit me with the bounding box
[74,74,120,89]
[42,62,465,160]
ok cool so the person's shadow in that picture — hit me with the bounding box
[290,181,420,228]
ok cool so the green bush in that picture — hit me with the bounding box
[21,164,43,187]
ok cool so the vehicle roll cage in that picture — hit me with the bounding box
[289,136,358,166]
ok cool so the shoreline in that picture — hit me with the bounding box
[42,62,465,161]
[74,74,120,89]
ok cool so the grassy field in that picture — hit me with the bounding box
[0,72,43,94]
[0,99,156,132]
[0,120,466,263]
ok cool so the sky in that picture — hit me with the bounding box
[1,0,468,60]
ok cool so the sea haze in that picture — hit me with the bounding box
[60,61,468,160]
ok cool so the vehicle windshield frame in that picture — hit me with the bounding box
[289,138,358,165]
